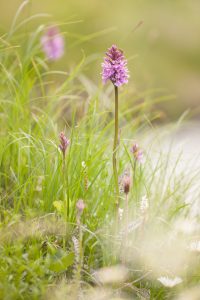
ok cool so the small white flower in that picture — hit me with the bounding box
[140,195,149,213]
[157,276,182,287]
[188,241,200,252]
[81,161,86,168]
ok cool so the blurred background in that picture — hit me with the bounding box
[0,0,200,120]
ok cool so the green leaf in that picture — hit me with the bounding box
[49,251,74,273]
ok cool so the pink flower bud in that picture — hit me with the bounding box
[59,132,70,157]
[131,143,144,163]
[123,175,131,195]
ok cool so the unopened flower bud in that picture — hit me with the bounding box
[59,132,70,157]
[131,143,144,163]
[123,175,131,195]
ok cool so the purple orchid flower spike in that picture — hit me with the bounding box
[102,45,129,87]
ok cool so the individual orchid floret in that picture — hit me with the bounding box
[41,26,64,61]
[131,143,144,163]
[102,45,129,87]
[59,132,70,158]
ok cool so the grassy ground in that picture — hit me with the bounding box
[0,5,200,300]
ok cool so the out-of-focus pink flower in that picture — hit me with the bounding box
[59,132,69,157]
[131,143,144,163]
[41,26,64,61]
[102,45,129,87]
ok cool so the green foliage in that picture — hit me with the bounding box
[48,251,74,273]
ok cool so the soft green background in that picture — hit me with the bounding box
[1,0,200,118]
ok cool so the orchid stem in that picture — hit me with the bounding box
[125,192,128,257]
[62,153,69,221]
[113,85,120,222]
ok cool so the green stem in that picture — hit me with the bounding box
[62,154,69,221]
[121,192,129,264]
[62,154,66,216]
[66,159,70,219]
[78,220,83,278]
[125,192,128,261]
[113,85,120,218]
[75,217,83,298]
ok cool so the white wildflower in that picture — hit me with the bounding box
[81,161,86,168]
[157,276,182,287]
